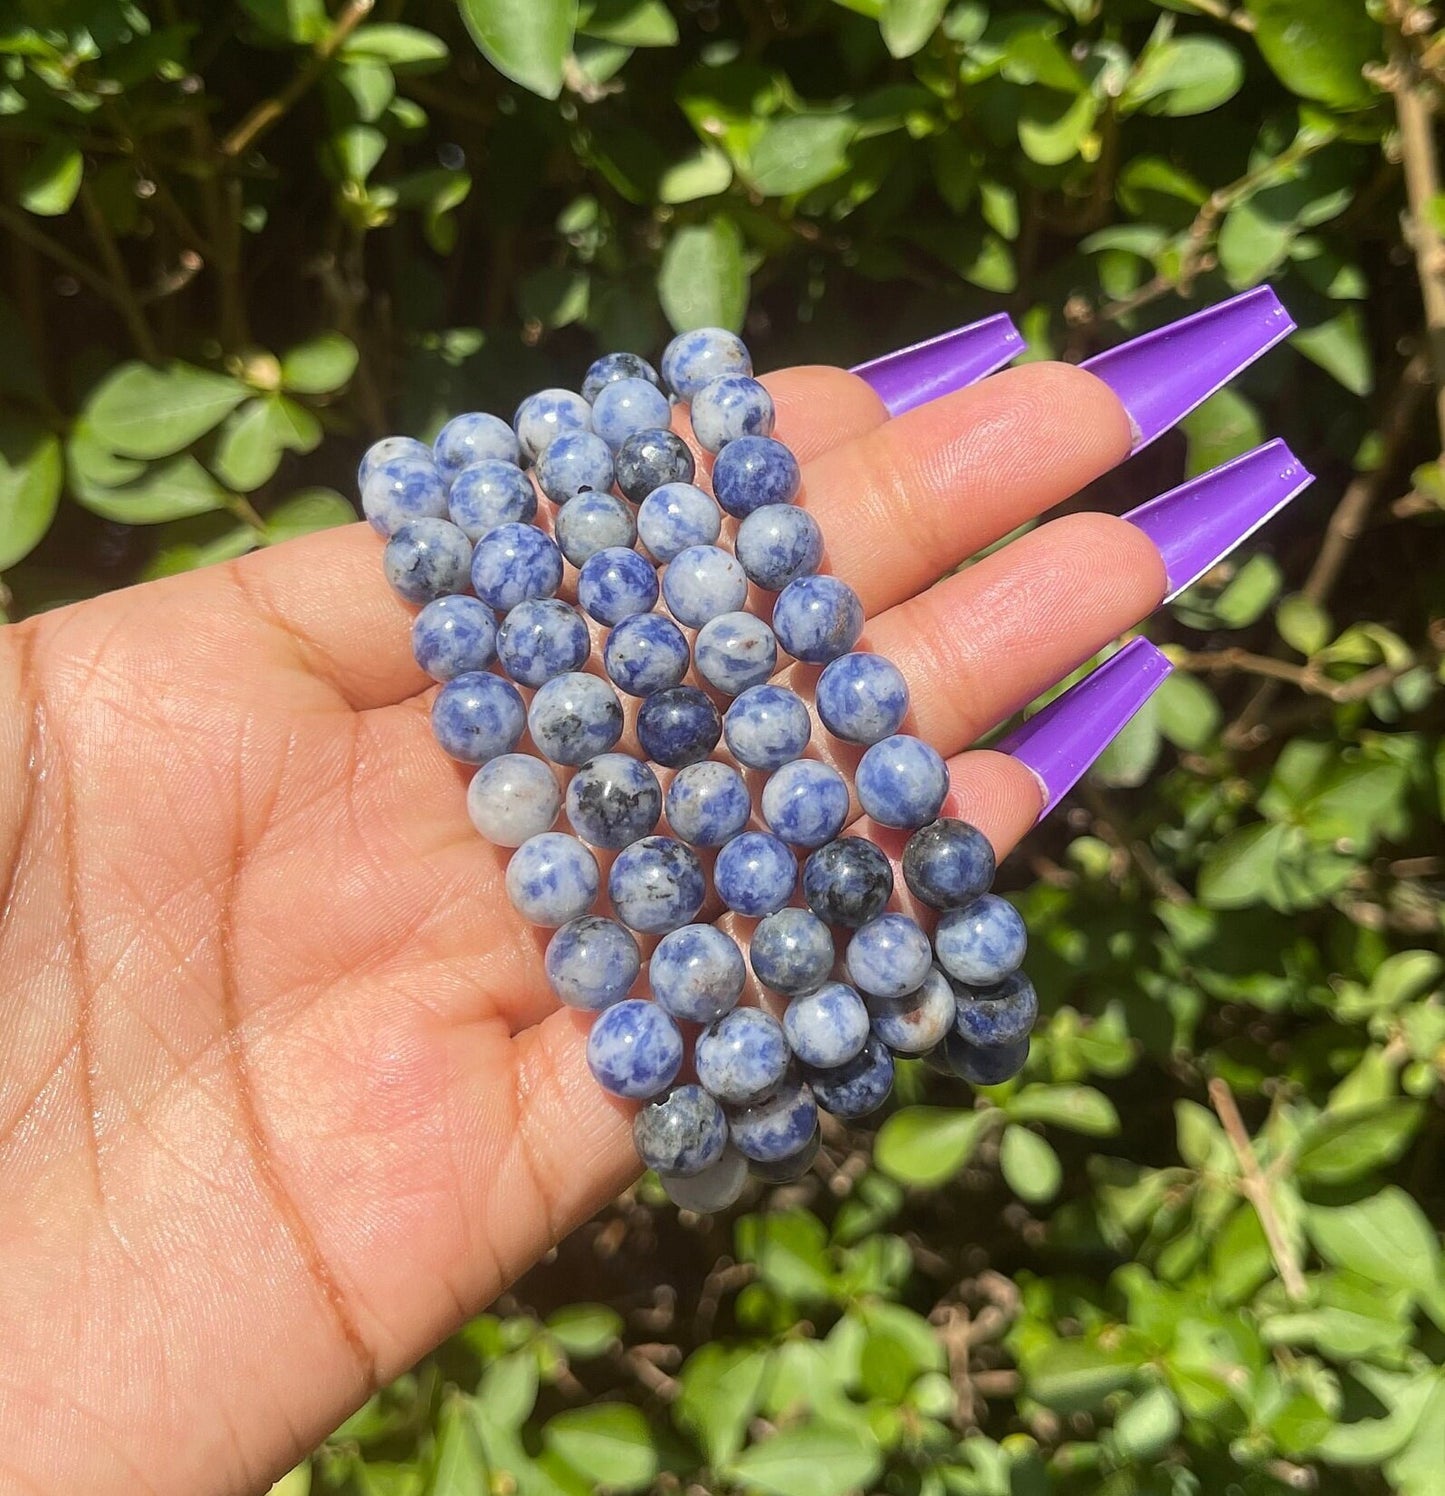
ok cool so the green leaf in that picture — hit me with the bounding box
[263,488,355,542]
[1007,1084,1120,1136]
[519,267,589,330]
[545,1303,622,1358]
[240,0,328,43]
[457,0,577,100]
[210,396,321,492]
[1276,593,1332,656]
[1293,307,1373,395]
[1295,1101,1422,1184]
[1091,691,1160,788]
[1155,672,1222,751]
[1113,1384,1181,1460]
[1181,387,1263,479]
[342,23,449,71]
[1198,821,1290,909]
[18,140,83,217]
[429,1397,487,1495]
[874,1106,992,1186]
[1023,1339,1141,1412]
[676,1344,772,1466]
[1000,1125,1062,1203]
[748,114,855,196]
[1175,1099,1234,1173]
[1319,1369,1443,1466]
[1214,553,1283,628]
[857,1302,946,1401]
[1307,1187,1441,1295]
[658,147,733,204]
[658,217,748,334]
[1125,36,1243,117]
[577,0,677,47]
[735,1209,834,1302]
[72,453,229,525]
[280,333,359,395]
[0,414,62,571]
[1018,90,1098,167]
[85,361,249,460]
[880,0,948,59]
[723,1421,882,1496]
[544,1405,657,1492]
[1245,0,1382,110]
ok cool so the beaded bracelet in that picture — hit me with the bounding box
[359,329,1034,1213]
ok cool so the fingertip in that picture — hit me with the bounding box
[942,749,1046,857]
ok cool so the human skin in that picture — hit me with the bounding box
[0,361,1162,1494]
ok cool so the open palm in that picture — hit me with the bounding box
[0,361,1162,1495]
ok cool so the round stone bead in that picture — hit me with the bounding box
[659,1144,750,1211]
[554,490,637,567]
[662,544,747,629]
[505,832,598,927]
[816,653,909,746]
[695,612,777,696]
[806,1036,894,1119]
[513,388,592,462]
[467,752,559,846]
[867,966,956,1054]
[935,894,1027,986]
[750,908,835,997]
[434,411,521,481]
[607,835,706,934]
[649,924,746,1023]
[695,1008,789,1106]
[662,327,753,402]
[723,685,811,772]
[691,375,775,453]
[582,350,661,404]
[603,613,691,697]
[845,913,932,1000]
[636,482,720,563]
[448,459,537,539]
[714,832,797,917]
[772,574,864,663]
[711,435,800,519]
[431,672,525,763]
[470,522,563,612]
[534,430,615,506]
[359,435,431,490]
[783,981,870,1069]
[856,734,949,830]
[544,915,640,1010]
[586,999,684,1100]
[527,672,624,766]
[729,1079,818,1164]
[382,518,472,604]
[953,970,1038,1049]
[577,546,659,626]
[615,429,696,505]
[664,760,751,847]
[940,1031,1029,1085]
[748,1127,820,1184]
[636,686,721,769]
[495,597,589,687]
[412,595,498,681]
[802,837,894,928]
[633,1084,728,1176]
[735,504,824,592]
[564,752,661,850]
[591,377,672,452]
[761,759,850,849]
[362,456,449,536]
[902,818,996,910]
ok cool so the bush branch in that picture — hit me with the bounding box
[1174,646,1425,703]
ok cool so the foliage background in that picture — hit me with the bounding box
[2,0,1444,1491]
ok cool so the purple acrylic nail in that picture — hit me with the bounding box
[851,312,1024,417]
[1126,439,1313,601]
[1082,287,1296,452]
[997,638,1173,820]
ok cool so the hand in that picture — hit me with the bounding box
[0,361,1162,1495]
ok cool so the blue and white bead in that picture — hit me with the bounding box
[856,733,949,829]
[714,831,797,917]
[661,327,753,402]
[902,818,996,910]
[434,411,521,480]
[711,435,800,519]
[359,435,431,490]
[749,908,835,997]
[953,970,1038,1049]
[554,490,637,567]
[615,428,695,505]
[447,459,537,540]
[513,388,592,462]
[661,544,747,629]
[564,752,661,850]
[694,612,777,696]
[412,594,498,681]
[582,350,661,404]
[534,430,615,506]
[586,999,684,1100]
[816,652,909,745]
[495,597,590,687]
[591,377,672,452]
[783,980,870,1069]
[761,759,850,849]
[940,1031,1029,1085]
[382,518,472,604]
[545,916,640,1010]
[801,837,893,928]
[695,1008,790,1107]
[649,924,746,1023]
[636,482,720,563]
[772,574,864,663]
[722,685,811,771]
[432,672,525,763]
[806,1036,894,1119]
[527,672,624,766]
[867,966,956,1054]
[577,546,660,626]
[362,455,449,536]
[633,1085,728,1176]
[470,522,563,612]
[504,831,598,927]
[607,835,706,934]
[934,894,1027,986]
[728,1079,818,1164]
[664,760,751,847]
[735,505,824,592]
[636,686,721,769]
[603,613,691,697]
[467,753,559,847]
[748,1130,820,1184]
[690,375,775,454]
[844,913,932,1000]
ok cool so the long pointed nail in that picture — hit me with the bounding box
[852,312,1024,416]
[1126,439,1313,601]
[1082,287,1296,452]
[997,639,1173,820]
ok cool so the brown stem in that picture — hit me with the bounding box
[1080,784,1190,905]
[0,202,121,306]
[1175,645,1428,703]
[77,183,160,361]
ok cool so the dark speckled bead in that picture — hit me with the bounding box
[902,818,996,910]
[637,686,722,769]
[805,1036,894,1118]
[527,672,624,766]
[939,1031,1029,1085]
[615,429,696,505]
[711,435,800,518]
[749,908,834,997]
[747,1127,820,1183]
[952,970,1038,1048]
[564,752,661,850]
[633,1084,728,1176]
[608,835,707,934]
[582,350,661,404]
[802,837,894,928]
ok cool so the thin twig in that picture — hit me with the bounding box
[1173,646,1426,703]
[1080,784,1191,905]
[78,182,160,361]
[1207,1078,1308,1304]
[0,202,122,305]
